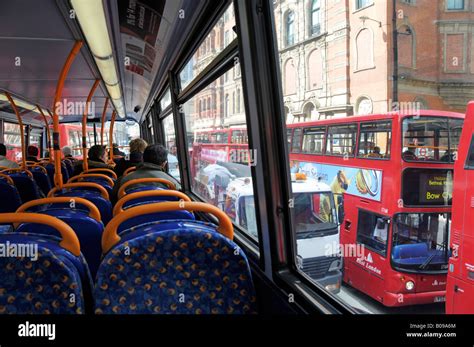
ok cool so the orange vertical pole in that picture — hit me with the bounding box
[109,110,116,163]
[4,92,26,170]
[81,79,100,171]
[53,40,83,189]
[37,105,53,163]
[100,98,109,146]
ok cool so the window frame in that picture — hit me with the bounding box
[356,209,390,257]
[446,0,466,11]
[464,134,474,170]
[325,123,358,157]
[302,126,326,154]
[356,120,392,160]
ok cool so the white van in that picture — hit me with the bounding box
[223,174,342,293]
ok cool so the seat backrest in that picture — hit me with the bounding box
[94,222,257,314]
[31,167,52,196]
[45,163,69,184]
[0,232,90,314]
[9,173,42,202]
[63,159,74,178]
[0,179,22,212]
[392,243,429,259]
[16,209,104,278]
[54,190,113,225]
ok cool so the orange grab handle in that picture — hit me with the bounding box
[113,190,191,216]
[0,168,33,178]
[0,173,14,185]
[17,197,101,222]
[68,174,114,187]
[123,166,136,176]
[83,168,117,180]
[102,201,233,254]
[48,182,109,200]
[0,213,80,256]
[118,178,177,199]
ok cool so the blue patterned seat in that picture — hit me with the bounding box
[0,179,22,213]
[16,208,104,278]
[53,189,113,225]
[45,163,69,185]
[0,232,92,314]
[30,167,52,196]
[94,220,257,314]
[8,172,42,202]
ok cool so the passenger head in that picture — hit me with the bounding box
[88,145,107,163]
[129,138,147,153]
[27,145,39,158]
[62,146,73,157]
[143,144,168,168]
[0,144,6,156]
[373,146,381,154]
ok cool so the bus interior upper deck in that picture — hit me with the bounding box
[0,0,472,335]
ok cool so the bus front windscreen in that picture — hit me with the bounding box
[391,213,450,272]
[402,117,463,162]
[293,192,338,237]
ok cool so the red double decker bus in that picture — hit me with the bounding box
[190,128,249,177]
[446,102,474,314]
[287,110,464,307]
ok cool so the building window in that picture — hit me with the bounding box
[447,0,465,10]
[355,28,374,70]
[308,49,323,89]
[284,58,297,95]
[285,11,295,46]
[236,89,241,113]
[224,94,229,117]
[356,0,373,10]
[310,0,321,36]
[303,102,315,121]
[232,92,236,114]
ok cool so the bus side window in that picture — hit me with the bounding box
[465,134,474,169]
[356,210,388,256]
[291,128,302,153]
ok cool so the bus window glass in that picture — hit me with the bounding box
[356,210,388,256]
[231,130,248,144]
[182,64,257,242]
[179,5,236,90]
[392,213,450,272]
[402,117,463,162]
[326,124,357,156]
[159,89,172,111]
[3,122,22,161]
[291,128,302,153]
[29,127,43,153]
[302,127,325,154]
[162,114,180,182]
[357,121,391,159]
[466,134,474,169]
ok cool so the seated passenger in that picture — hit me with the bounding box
[0,143,19,169]
[111,144,181,204]
[62,146,77,163]
[26,145,40,162]
[73,145,114,176]
[402,146,417,160]
[114,138,147,177]
[112,143,126,157]
[440,150,454,162]
[367,146,383,158]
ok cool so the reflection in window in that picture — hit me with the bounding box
[356,0,373,10]
[163,114,180,182]
[310,0,321,36]
[302,126,325,154]
[357,210,388,256]
[179,5,236,90]
[182,65,256,241]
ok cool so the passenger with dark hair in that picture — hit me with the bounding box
[0,144,19,169]
[114,138,147,177]
[73,144,114,176]
[112,143,126,157]
[111,144,180,204]
[26,145,40,162]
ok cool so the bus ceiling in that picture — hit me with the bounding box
[0,0,207,125]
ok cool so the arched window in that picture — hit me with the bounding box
[356,28,374,71]
[308,49,323,90]
[232,92,236,114]
[284,58,297,95]
[310,0,320,36]
[303,103,315,121]
[199,100,202,115]
[236,89,241,113]
[225,94,229,117]
[285,11,295,46]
